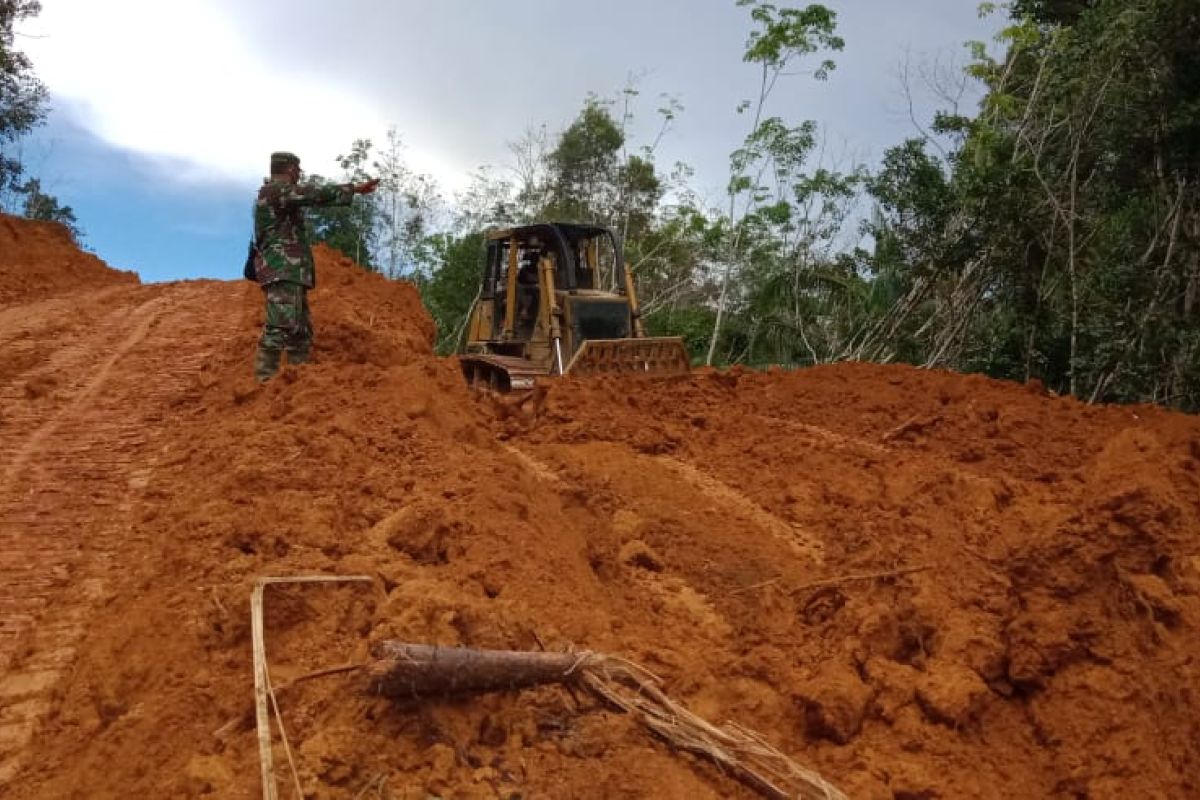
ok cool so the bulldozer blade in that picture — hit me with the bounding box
[565,337,691,378]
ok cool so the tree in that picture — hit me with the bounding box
[373,126,441,279]
[733,158,867,366]
[305,138,379,269]
[405,0,1198,410]
[0,0,46,203]
[454,166,518,233]
[418,232,485,354]
[852,0,1200,408]
[0,1,81,238]
[1009,0,1090,25]
[19,176,81,239]
[544,98,624,223]
[705,0,845,365]
[540,94,667,240]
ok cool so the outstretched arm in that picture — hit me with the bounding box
[264,177,379,209]
[353,178,381,195]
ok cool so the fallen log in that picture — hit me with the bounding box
[366,641,847,800]
[366,642,593,698]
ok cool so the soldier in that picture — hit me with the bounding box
[251,151,379,382]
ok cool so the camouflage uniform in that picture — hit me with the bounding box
[252,151,355,382]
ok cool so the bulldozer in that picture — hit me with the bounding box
[459,222,691,390]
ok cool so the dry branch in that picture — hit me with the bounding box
[790,564,931,594]
[732,563,930,596]
[881,414,944,443]
[274,663,366,694]
[366,642,847,800]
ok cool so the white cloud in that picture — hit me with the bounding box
[19,0,999,199]
[19,0,463,186]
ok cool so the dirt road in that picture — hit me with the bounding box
[0,279,251,783]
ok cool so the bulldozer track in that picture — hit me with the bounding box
[501,443,564,485]
[747,413,891,457]
[654,456,825,565]
[503,442,824,565]
[0,282,245,784]
[499,445,738,639]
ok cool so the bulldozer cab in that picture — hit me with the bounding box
[462,222,690,390]
[479,224,625,348]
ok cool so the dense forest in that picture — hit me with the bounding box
[4,0,1198,409]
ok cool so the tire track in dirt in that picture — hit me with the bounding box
[654,455,825,565]
[501,443,565,485]
[748,413,891,457]
[0,290,168,485]
[504,442,822,563]
[500,444,736,636]
[500,442,823,647]
[0,281,248,785]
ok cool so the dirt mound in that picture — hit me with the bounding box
[490,365,1200,796]
[0,214,138,306]
[3,242,1199,799]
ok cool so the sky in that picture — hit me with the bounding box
[15,0,1003,283]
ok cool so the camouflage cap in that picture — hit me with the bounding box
[270,151,301,173]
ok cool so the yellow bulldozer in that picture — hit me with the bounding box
[459,222,691,390]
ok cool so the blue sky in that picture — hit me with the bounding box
[24,112,254,282]
[16,1,1003,283]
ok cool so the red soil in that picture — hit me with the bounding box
[1,219,1198,798]
[0,214,138,307]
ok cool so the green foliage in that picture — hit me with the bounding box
[646,305,716,362]
[545,99,623,221]
[540,96,664,238]
[1010,0,1091,25]
[0,1,46,201]
[304,139,378,269]
[866,139,956,276]
[0,1,43,137]
[418,232,485,354]
[706,2,847,366]
[19,177,81,240]
[0,1,84,240]
[305,135,440,276]
[398,0,1199,411]
[848,0,1200,408]
[736,0,843,77]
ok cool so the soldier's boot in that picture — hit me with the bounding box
[286,347,311,366]
[254,347,282,383]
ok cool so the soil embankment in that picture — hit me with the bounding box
[0,215,137,307]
